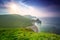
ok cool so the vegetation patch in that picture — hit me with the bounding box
[0,28,60,40]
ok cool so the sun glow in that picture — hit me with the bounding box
[7,2,20,14]
[7,2,36,15]
[9,3,17,11]
[7,2,51,17]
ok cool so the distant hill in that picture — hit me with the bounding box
[24,15,36,19]
[0,14,32,28]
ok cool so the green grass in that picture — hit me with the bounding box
[0,28,60,40]
[0,14,32,28]
[0,14,60,40]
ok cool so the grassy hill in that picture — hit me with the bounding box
[0,14,32,28]
[0,28,60,40]
[0,14,60,40]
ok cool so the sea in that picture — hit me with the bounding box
[37,17,60,34]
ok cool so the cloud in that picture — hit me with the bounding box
[0,0,60,17]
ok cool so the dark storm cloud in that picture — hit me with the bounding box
[21,0,60,17]
[20,0,60,6]
[0,0,60,9]
[0,0,58,6]
[22,0,60,11]
[15,0,60,13]
[0,0,11,4]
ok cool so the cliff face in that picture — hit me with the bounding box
[29,25,39,32]
[29,20,41,32]
[31,18,42,32]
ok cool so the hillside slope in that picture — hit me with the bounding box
[0,14,32,28]
[0,28,60,40]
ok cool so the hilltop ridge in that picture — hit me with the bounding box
[0,14,32,28]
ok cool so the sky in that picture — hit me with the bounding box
[0,0,60,17]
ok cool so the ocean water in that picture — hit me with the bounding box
[38,17,60,34]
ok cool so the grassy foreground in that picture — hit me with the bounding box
[0,28,60,40]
